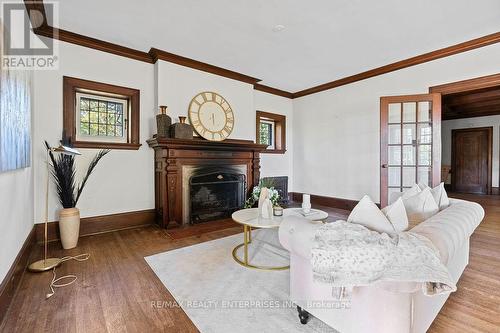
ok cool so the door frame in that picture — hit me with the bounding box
[430,73,500,194]
[380,93,442,207]
[451,127,493,194]
[429,73,500,95]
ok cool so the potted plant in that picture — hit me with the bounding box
[46,141,109,249]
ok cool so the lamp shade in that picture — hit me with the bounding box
[52,145,81,156]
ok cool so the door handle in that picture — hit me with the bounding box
[381,164,388,168]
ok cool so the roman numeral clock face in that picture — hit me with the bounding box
[188,92,234,141]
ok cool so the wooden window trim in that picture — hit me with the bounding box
[63,76,141,150]
[256,111,286,154]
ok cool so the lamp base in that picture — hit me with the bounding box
[28,258,62,272]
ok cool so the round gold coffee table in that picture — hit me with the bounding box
[231,208,328,271]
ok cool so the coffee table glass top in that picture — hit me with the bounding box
[231,208,328,229]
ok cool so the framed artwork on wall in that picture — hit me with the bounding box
[0,65,32,172]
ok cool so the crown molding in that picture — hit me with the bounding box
[23,1,500,100]
[33,25,154,63]
[254,83,294,99]
[293,31,500,98]
[148,48,261,85]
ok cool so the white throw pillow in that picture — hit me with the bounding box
[418,182,450,210]
[381,197,409,232]
[403,187,439,228]
[389,184,422,204]
[348,195,396,234]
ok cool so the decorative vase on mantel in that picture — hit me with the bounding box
[170,116,194,139]
[156,105,172,138]
[59,208,80,249]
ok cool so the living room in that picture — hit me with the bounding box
[0,1,499,332]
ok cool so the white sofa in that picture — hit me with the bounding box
[279,198,484,333]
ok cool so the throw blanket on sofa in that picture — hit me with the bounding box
[311,221,456,296]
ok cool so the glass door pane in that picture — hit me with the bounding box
[381,94,441,207]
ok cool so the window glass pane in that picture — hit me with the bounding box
[89,100,98,111]
[418,123,432,144]
[418,102,431,122]
[80,98,89,110]
[402,167,416,187]
[388,146,401,165]
[80,122,89,135]
[81,110,89,123]
[402,124,416,144]
[418,145,432,166]
[78,96,126,139]
[388,167,401,186]
[98,125,106,136]
[418,167,431,186]
[89,123,98,136]
[259,121,274,148]
[388,125,401,144]
[89,111,98,123]
[403,103,416,123]
[402,145,416,165]
[388,103,401,123]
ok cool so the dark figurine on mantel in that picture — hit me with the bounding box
[156,105,172,138]
[170,116,194,139]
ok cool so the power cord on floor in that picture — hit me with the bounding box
[46,253,90,299]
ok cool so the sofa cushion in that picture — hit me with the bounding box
[411,198,484,264]
[403,187,439,228]
[381,197,409,232]
[418,182,450,210]
[347,195,396,234]
[389,184,421,204]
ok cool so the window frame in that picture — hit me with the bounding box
[256,110,286,154]
[63,76,141,150]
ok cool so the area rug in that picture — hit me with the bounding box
[145,230,337,333]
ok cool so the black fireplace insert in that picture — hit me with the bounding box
[189,169,246,224]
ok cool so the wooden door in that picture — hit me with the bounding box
[451,127,492,194]
[380,94,442,207]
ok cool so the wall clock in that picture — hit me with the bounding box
[188,91,234,141]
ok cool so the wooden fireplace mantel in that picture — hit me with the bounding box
[147,136,268,228]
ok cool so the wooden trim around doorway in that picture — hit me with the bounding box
[430,73,500,95]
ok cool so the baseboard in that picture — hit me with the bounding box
[0,226,36,325]
[36,209,156,243]
[290,192,359,211]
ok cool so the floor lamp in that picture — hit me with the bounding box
[28,144,81,272]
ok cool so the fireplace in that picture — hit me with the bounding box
[189,167,246,224]
[147,137,267,228]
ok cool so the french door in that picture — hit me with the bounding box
[380,94,442,207]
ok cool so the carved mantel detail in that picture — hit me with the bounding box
[147,137,267,228]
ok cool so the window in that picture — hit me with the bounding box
[256,111,286,154]
[259,119,275,150]
[63,76,140,150]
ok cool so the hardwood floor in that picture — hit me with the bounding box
[1,197,498,332]
[429,193,500,333]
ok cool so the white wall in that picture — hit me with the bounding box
[155,60,255,140]
[442,116,500,187]
[33,39,156,223]
[0,69,33,282]
[0,164,34,282]
[293,43,500,203]
[254,90,294,190]
[31,41,293,224]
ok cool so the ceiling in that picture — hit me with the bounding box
[56,0,500,92]
[443,86,500,120]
